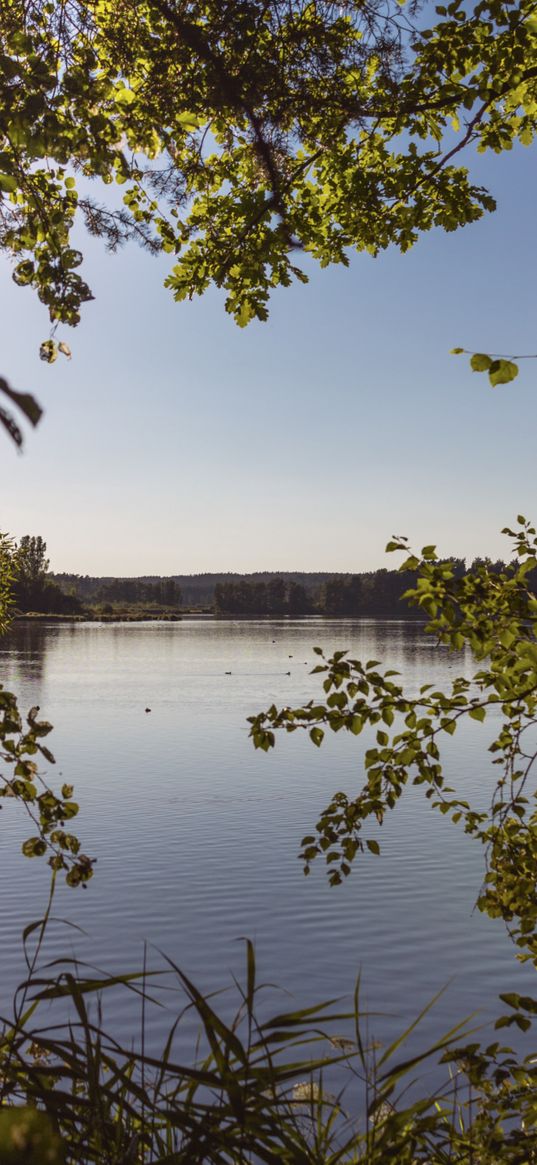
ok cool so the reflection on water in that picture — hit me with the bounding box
[1,619,51,684]
[0,618,534,1061]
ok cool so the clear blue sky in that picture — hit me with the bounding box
[1,142,535,576]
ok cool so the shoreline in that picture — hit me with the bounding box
[13,612,185,623]
[12,611,428,624]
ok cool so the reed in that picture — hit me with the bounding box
[0,912,535,1164]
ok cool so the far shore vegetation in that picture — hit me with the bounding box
[11,533,535,623]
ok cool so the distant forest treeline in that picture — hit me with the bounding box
[63,577,183,608]
[16,543,530,619]
[45,561,514,618]
[51,570,356,609]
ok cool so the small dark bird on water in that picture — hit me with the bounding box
[225,671,232,675]
[285,670,291,675]
[145,707,151,713]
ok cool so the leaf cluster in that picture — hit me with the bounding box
[451,347,521,386]
[0,686,94,886]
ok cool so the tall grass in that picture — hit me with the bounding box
[0,909,536,1164]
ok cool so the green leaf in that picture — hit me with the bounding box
[12,259,34,286]
[499,993,521,1010]
[176,112,204,130]
[450,347,464,354]
[309,727,324,747]
[0,173,17,193]
[366,839,380,855]
[39,340,57,364]
[236,301,255,328]
[488,359,519,387]
[61,801,79,818]
[115,86,136,105]
[470,353,492,372]
[400,555,420,571]
[22,837,47,857]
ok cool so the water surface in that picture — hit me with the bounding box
[0,619,534,1064]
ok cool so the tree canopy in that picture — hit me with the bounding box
[1,0,535,440]
[1,0,536,338]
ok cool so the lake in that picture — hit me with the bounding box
[0,618,535,1069]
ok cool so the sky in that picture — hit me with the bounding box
[1,141,535,576]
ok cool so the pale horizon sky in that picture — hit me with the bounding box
[2,141,535,577]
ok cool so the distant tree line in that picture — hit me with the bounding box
[45,558,530,619]
[92,578,182,607]
[214,561,515,618]
[214,579,311,617]
[14,537,82,614]
[50,571,334,608]
[316,568,433,618]
[49,574,183,610]
[213,570,434,617]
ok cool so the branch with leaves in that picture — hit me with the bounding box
[0,686,94,887]
[249,518,537,967]
[450,348,535,387]
[1,0,536,334]
[0,533,92,884]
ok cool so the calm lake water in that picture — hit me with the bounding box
[0,618,535,1069]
